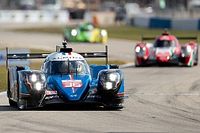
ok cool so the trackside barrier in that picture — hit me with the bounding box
[149,17,171,29]
[129,16,200,30]
[0,10,69,23]
[133,17,150,27]
[172,19,199,30]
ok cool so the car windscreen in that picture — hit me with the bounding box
[154,40,175,47]
[45,60,89,75]
[80,23,94,31]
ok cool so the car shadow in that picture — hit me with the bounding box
[0,105,18,111]
[0,104,122,112]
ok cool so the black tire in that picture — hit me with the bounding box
[135,60,140,67]
[104,104,123,110]
[17,99,27,110]
[194,47,198,66]
[7,70,11,98]
[9,99,16,107]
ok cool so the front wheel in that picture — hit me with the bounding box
[194,48,198,66]
[135,58,143,67]
[9,99,17,107]
[104,105,123,110]
[17,99,28,110]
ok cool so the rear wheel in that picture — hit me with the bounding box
[7,71,17,107]
[7,70,11,98]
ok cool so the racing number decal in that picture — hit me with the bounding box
[62,80,82,88]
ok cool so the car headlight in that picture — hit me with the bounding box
[186,45,192,53]
[71,29,77,36]
[135,46,141,53]
[99,70,122,90]
[34,82,42,91]
[29,73,45,83]
[108,73,120,82]
[27,72,46,91]
[30,74,37,82]
[101,30,107,36]
[105,82,113,90]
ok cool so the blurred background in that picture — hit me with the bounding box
[0,0,200,29]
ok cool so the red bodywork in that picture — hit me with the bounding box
[134,31,198,66]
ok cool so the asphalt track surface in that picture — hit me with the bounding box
[1,25,200,133]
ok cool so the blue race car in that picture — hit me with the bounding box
[6,42,124,110]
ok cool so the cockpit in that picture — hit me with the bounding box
[43,60,89,75]
[79,23,94,32]
[154,39,176,48]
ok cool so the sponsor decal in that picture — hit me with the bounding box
[62,80,82,88]
[45,90,58,95]
[62,75,83,94]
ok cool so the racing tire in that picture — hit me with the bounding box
[9,99,17,107]
[188,59,194,67]
[186,52,195,67]
[135,63,143,67]
[7,70,11,98]
[17,99,27,110]
[134,59,140,67]
[194,48,198,66]
[104,104,123,110]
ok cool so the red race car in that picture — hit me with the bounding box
[134,30,198,67]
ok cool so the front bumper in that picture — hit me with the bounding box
[20,90,125,109]
[136,57,180,66]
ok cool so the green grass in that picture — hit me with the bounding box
[30,49,52,53]
[106,25,199,42]
[12,26,66,35]
[0,66,7,92]
[11,25,200,42]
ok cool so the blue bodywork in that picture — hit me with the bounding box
[7,44,124,109]
[15,64,124,109]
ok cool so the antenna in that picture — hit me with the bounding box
[62,40,68,48]
[162,28,170,35]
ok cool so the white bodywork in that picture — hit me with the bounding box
[46,52,85,61]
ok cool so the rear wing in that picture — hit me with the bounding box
[6,45,108,69]
[141,36,198,41]
[5,48,50,69]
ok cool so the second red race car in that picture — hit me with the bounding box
[134,30,198,67]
